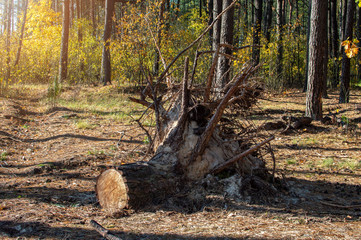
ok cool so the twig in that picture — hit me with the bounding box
[320,201,361,209]
[90,220,122,240]
[210,136,275,174]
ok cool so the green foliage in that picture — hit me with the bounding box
[75,120,95,129]
[321,158,334,168]
[47,76,62,107]
[0,151,8,161]
[286,158,297,165]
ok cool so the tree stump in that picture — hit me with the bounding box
[96,48,273,214]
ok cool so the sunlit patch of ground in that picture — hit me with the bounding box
[0,85,360,239]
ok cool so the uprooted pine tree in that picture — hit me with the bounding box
[95,6,275,213]
[95,50,276,214]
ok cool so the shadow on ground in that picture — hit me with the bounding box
[0,220,265,240]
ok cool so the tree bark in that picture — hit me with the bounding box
[303,0,312,92]
[90,0,96,36]
[14,0,28,67]
[4,0,13,88]
[212,0,222,52]
[357,6,361,83]
[153,0,166,76]
[251,0,262,66]
[339,0,355,103]
[330,0,339,89]
[58,0,70,83]
[215,0,234,92]
[263,0,273,44]
[341,0,348,42]
[305,0,327,120]
[276,0,283,85]
[100,0,115,85]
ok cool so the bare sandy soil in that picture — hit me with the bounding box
[0,87,360,239]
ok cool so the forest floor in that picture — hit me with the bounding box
[0,85,360,240]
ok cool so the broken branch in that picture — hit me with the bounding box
[90,220,123,240]
[210,136,275,174]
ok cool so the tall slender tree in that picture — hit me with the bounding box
[303,0,312,92]
[58,0,70,83]
[14,0,28,67]
[305,0,328,120]
[215,0,234,91]
[251,0,262,66]
[330,0,339,88]
[212,0,222,52]
[339,0,355,103]
[276,0,284,83]
[263,0,273,44]
[153,0,166,76]
[5,0,13,88]
[100,0,115,85]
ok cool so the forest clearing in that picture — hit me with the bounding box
[0,85,360,239]
[1,0,361,239]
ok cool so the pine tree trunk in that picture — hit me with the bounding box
[4,0,13,89]
[339,0,355,103]
[14,0,28,67]
[100,0,115,86]
[276,0,283,86]
[215,0,234,91]
[263,0,273,44]
[58,0,70,83]
[153,0,166,76]
[251,0,262,66]
[305,0,327,120]
[212,0,222,51]
[341,0,348,42]
[330,0,339,89]
[303,0,312,92]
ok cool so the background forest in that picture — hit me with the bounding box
[1,0,359,94]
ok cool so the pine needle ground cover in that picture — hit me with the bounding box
[0,85,360,239]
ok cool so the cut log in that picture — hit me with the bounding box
[96,153,181,214]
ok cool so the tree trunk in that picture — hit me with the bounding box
[100,0,115,86]
[215,0,234,92]
[212,0,222,51]
[341,0,348,42]
[357,6,361,83]
[4,0,13,89]
[96,160,181,213]
[153,0,166,76]
[303,0,312,92]
[251,0,262,66]
[90,0,96,36]
[305,0,327,120]
[288,0,294,26]
[276,0,283,86]
[339,0,355,103]
[14,0,28,67]
[330,0,339,89]
[263,0,273,44]
[58,0,70,83]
